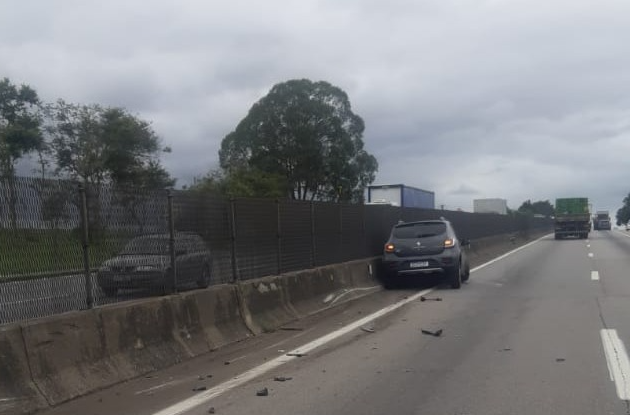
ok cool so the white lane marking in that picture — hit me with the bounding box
[135,379,183,396]
[601,329,630,400]
[588,253,594,258]
[152,288,433,415]
[587,244,591,248]
[470,234,550,273]
[591,271,600,281]
[152,236,547,415]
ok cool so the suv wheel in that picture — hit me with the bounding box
[450,261,462,289]
[462,262,470,282]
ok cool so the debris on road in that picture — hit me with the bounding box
[499,348,512,352]
[192,386,207,392]
[361,326,375,333]
[224,361,231,365]
[287,352,307,357]
[420,296,443,302]
[274,376,293,382]
[556,358,566,362]
[280,327,304,331]
[256,387,269,396]
[208,407,216,414]
[421,329,443,337]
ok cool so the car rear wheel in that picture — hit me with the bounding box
[449,261,462,289]
[461,261,470,282]
[197,265,211,288]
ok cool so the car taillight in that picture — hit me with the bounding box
[444,238,455,248]
[385,243,395,253]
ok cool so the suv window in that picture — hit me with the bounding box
[393,222,447,239]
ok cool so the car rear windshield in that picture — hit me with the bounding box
[393,222,447,239]
[121,236,170,255]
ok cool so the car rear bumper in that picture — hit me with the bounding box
[382,254,458,277]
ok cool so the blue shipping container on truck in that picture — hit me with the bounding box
[367,184,435,209]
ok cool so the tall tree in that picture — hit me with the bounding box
[616,193,630,225]
[46,100,173,234]
[0,78,43,229]
[219,79,377,202]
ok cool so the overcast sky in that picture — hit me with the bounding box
[2,0,630,213]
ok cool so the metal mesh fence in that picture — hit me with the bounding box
[0,175,554,325]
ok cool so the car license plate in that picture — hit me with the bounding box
[409,261,429,268]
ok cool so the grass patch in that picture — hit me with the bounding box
[0,229,130,279]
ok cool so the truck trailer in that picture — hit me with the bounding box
[593,210,611,230]
[367,184,435,209]
[554,197,591,239]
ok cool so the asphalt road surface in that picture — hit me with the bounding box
[40,230,630,415]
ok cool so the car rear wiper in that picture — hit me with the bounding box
[416,233,437,238]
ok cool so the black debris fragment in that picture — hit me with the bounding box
[499,348,512,352]
[274,376,293,382]
[361,326,375,333]
[556,358,566,362]
[256,387,269,396]
[224,361,230,365]
[287,353,307,357]
[420,296,443,302]
[192,386,207,392]
[208,407,216,414]
[280,327,304,331]
[421,329,443,337]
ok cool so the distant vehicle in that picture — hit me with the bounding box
[554,198,590,239]
[473,198,508,215]
[626,223,630,231]
[381,218,470,289]
[367,184,435,209]
[593,210,611,230]
[97,233,213,296]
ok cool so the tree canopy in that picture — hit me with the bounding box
[45,100,173,189]
[616,193,630,225]
[517,199,554,217]
[218,79,377,202]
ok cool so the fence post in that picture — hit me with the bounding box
[167,189,177,293]
[276,199,282,275]
[310,202,316,267]
[78,183,94,309]
[230,198,238,282]
[339,203,344,262]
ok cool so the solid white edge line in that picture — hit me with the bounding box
[469,234,551,273]
[152,288,433,415]
[591,271,600,281]
[600,329,630,400]
[616,230,630,239]
[153,234,548,415]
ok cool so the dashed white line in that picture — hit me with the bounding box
[591,271,600,281]
[601,329,630,400]
[587,244,591,248]
[588,253,594,258]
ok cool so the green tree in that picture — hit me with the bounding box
[0,77,43,229]
[218,79,377,202]
[616,193,630,225]
[518,199,554,217]
[46,100,173,235]
[190,167,289,199]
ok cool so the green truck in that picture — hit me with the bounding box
[554,197,591,239]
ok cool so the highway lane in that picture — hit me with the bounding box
[39,232,630,415]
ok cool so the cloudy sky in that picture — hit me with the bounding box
[2,0,630,213]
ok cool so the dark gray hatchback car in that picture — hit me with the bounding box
[97,233,213,296]
[381,219,470,289]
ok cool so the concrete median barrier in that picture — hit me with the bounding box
[236,275,298,334]
[189,285,252,350]
[99,297,191,383]
[20,310,113,407]
[0,324,47,415]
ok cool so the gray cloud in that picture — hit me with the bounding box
[3,0,630,213]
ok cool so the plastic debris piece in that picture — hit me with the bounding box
[256,387,269,396]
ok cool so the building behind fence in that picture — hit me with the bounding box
[0,176,552,324]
